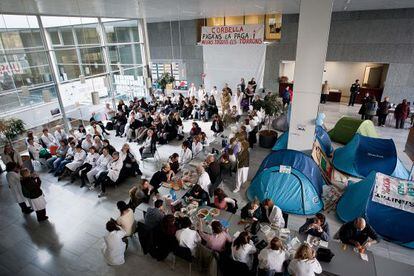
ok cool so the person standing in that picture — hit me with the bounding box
[234,140,249,193]
[348,79,360,106]
[358,93,370,120]
[188,83,197,98]
[320,81,329,104]
[221,88,231,115]
[248,78,257,93]
[240,78,246,92]
[395,99,410,129]
[377,96,391,127]
[364,96,377,121]
[20,168,48,222]
[6,162,33,214]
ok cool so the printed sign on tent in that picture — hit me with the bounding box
[200,24,264,45]
[373,172,414,214]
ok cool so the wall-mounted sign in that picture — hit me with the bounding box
[200,24,264,45]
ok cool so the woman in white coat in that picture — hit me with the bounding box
[58,145,86,181]
[288,244,322,276]
[6,162,33,214]
[102,219,126,266]
[262,198,285,228]
[96,151,124,197]
[188,83,197,98]
[198,84,206,101]
[2,144,23,167]
[87,147,112,188]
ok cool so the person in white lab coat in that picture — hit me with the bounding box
[231,231,257,270]
[58,145,86,181]
[179,141,193,168]
[175,217,201,256]
[54,125,68,142]
[262,198,285,228]
[86,147,112,188]
[288,244,322,276]
[6,162,33,214]
[188,83,197,98]
[258,237,289,276]
[198,84,206,101]
[71,146,100,187]
[41,128,58,148]
[96,151,124,198]
[102,219,127,266]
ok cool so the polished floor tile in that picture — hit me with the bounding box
[0,102,413,275]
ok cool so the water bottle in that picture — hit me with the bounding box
[170,188,177,201]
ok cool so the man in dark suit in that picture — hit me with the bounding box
[348,79,360,106]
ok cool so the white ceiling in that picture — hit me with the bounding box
[0,0,414,22]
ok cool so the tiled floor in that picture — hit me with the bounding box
[0,102,413,275]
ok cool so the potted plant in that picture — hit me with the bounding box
[0,118,26,144]
[259,93,284,148]
[156,73,175,93]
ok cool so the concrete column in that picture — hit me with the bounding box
[287,0,333,151]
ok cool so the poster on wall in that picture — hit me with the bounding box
[200,24,264,45]
[373,172,414,214]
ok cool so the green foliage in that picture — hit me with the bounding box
[0,118,26,141]
[156,73,175,90]
[263,93,284,117]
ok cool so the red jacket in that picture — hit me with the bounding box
[395,103,410,120]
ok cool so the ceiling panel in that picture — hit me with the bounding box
[0,0,413,22]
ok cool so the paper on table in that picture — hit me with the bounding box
[233,231,241,238]
[319,240,329,248]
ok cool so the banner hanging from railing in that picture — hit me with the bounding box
[200,24,264,45]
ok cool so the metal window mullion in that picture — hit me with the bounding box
[97,17,116,108]
[71,27,84,76]
[37,15,70,132]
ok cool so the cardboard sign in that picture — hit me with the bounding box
[373,172,414,214]
[200,24,264,45]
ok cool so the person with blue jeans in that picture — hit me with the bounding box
[47,139,68,173]
[54,140,76,177]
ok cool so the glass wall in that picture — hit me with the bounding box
[0,14,55,112]
[0,15,147,127]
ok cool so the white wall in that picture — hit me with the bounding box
[280,61,384,96]
[279,61,295,82]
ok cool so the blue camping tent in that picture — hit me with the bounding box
[247,150,325,215]
[272,126,333,156]
[332,134,409,179]
[337,172,414,248]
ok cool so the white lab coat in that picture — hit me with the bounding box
[232,240,257,270]
[87,154,112,184]
[175,227,201,256]
[188,85,197,98]
[198,88,206,101]
[288,259,322,276]
[27,142,44,160]
[197,171,211,194]
[66,150,87,171]
[6,171,25,203]
[41,133,57,147]
[107,158,124,182]
[84,152,100,167]
[265,205,285,228]
[179,148,193,165]
[192,141,203,156]
[258,248,290,272]
[54,130,68,142]
[102,229,126,266]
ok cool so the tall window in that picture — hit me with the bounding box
[0,14,56,113]
[102,19,145,99]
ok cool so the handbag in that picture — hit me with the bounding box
[316,247,335,262]
[39,148,50,158]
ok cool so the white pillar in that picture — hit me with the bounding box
[287,0,333,151]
